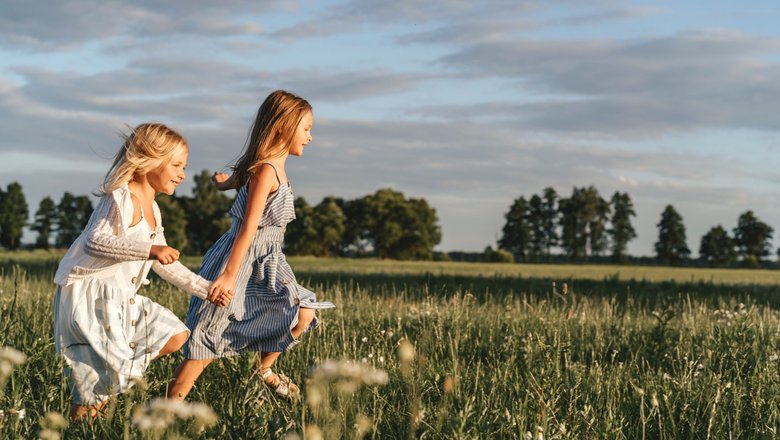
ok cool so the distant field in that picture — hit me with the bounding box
[5,250,780,285]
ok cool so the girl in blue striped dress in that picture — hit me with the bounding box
[169,90,335,399]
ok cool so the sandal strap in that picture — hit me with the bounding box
[262,371,299,397]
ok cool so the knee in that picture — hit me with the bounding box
[297,309,315,330]
[169,331,189,352]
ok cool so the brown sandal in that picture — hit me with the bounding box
[261,369,300,398]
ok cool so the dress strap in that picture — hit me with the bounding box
[260,162,282,185]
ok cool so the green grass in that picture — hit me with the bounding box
[2,254,780,438]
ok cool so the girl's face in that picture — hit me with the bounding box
[148,144,188,195]
[288,111,313,156]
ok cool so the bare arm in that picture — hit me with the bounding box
[207,165,278,301]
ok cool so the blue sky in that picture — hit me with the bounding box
[2,0,780,256]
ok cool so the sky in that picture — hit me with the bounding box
[1,0,780,257]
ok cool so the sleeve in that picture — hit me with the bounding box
[82,196,153,261]
[150,231,210,299]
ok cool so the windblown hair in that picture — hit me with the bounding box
[99,122,188,194]
[233,90,312,187]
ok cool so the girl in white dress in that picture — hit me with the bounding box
[53,123,229,420]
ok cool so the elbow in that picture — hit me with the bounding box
[83,236,101,257]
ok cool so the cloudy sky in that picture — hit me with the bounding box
[2,0,780,256]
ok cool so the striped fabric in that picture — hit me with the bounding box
[184,164,335,360]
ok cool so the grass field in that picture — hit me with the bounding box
[2,252,780,438]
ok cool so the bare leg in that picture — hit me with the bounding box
[158,331,189,357]
[167,358,213,400]
[255,308,316,387]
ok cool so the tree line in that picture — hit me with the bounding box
[3,176,777,266]
[497,186,777,267]
[0,172,442,260]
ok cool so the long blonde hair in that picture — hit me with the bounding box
[233,90,312,186]
[99,122,188,194]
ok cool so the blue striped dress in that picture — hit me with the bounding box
[184,164,335,359]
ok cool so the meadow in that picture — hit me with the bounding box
[2,251,780,438]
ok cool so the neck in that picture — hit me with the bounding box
[127,175,156,202]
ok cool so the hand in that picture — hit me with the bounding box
[215,289,234,307]
[150,245,180,265]
[212,171,233,191]
[208,272,236,305]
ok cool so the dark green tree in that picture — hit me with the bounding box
[312,197,346,257]
[558,188,587,260]
[654,205,690,265]
[56,192,94,248]
[699,225,736,266]
[558,186,609,261]
[31,196,57,249]
[733,210,774,266]
[285,196,320,256]
[541,187,559,259]
[0,182,29,249]
[361,189,441,259]
[608,191,637,263]
[156,194,188,251]
[179,170,233,254]
[526,194,546,261]
[337,197,371,256]
[498,196,530,262]
[584,186,610,257]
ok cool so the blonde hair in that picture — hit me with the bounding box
[233,90,312,186]
[99,122,188,194]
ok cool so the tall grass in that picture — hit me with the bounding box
[1,256,780,438]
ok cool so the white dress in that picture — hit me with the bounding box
[54,209,190,405]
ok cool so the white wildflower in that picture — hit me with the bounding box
[309,360,389,387]
[132,398,217,432]
[398,340,415,364]
[0,347,26,378]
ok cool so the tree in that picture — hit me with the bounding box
[360,189,441,259]
[584,186,611,257]
[178,170,233,254]
[699,225,736,266]
[733,210,773,265]
[498,196,530,262]
[655,205,690,265]
[525,194,546,261]
[312,197,346,257]
[156,194,188,251]
[541,187,559,259]
[608,192,637,263]
[285,196,320,256]
[558,186,609,261]
[56,193,94,248]
[338,197,371,256]
[558,188,587,260]
[31,196,56,249]
[0,182,29,249]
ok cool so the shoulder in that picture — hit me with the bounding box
[102,184,135,227]
[249,164,280,189]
